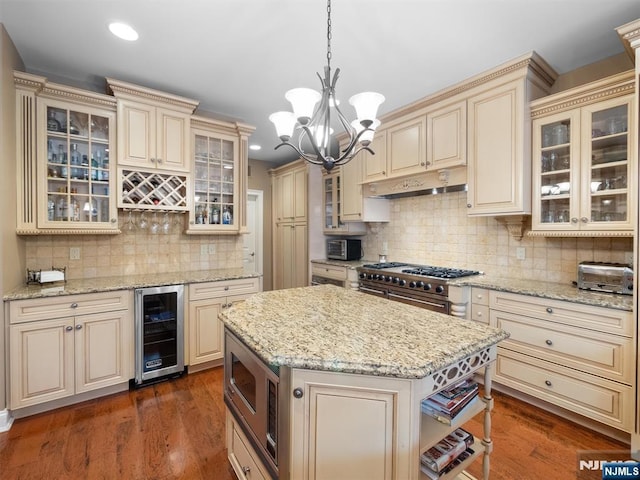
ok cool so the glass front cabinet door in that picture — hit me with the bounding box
[38,100,117,231]
[532,88,634,235]
[187,126,239,233]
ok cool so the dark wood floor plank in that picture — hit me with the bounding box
[0,366,629,480]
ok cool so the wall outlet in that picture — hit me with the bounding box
[70,247,81,260]
[208,244,216,255]
[381,241,388,255]
[200,245,208,255]
[516,246,526,261]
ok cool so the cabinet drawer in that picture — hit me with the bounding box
[492,310,633,384]
[311,263,348,281]
[471,287,489,306]
[189,277,260,301]
[489,290,632,337]
[495,349,633,432]
[9,290,132,324]
[227,412,268,480]
[470,304,489,324]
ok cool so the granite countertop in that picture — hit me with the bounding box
[3,268,261,301]
[310,258,374,269]
[220,284,509,379]
[452,274,633,312]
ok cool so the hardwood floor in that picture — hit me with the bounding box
[0,367,628,480]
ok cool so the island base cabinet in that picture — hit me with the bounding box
[289,369,414,480]
[227,410,270,480]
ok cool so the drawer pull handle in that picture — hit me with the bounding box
[546,307,553,314]
[242,466,251,474]
[545,380,552,387]
[65,325,73,332]
[70,303,79,309]
[545,339,553,346]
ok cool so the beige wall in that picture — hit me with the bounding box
[362,191,632,284]
[1,24,26,414]
[248,159,273,291]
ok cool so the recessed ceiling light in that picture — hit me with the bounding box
[249,144,262,151]
[108,22,139,41]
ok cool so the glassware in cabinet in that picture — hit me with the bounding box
[188,129,239,232]
[586,104,629,225]
[42,104,115,228]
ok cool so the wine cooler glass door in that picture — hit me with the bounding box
[135,285,184,385]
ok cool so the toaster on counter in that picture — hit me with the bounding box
[577,261,633,295]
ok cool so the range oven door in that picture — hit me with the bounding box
[224,329,279,477]
[387,285,450,314]
[358,280,388,298]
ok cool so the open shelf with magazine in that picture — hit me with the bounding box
[419,374,490,480]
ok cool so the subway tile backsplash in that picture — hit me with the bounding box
[25,211,244,280]
[361,191,632,285]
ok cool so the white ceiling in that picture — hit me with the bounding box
[1,0,639,165]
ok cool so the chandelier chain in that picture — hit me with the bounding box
[326,0,332,66]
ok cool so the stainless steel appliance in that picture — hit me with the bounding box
[326,238,362,260]
[134,285,184,385]
[577,261,633,295]
[357,262,480,314]
[224,329,283,479]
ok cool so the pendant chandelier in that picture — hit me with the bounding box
[269,0,385,171]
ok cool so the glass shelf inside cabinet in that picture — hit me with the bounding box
[590,104,628,224]
[193,134,235,225]
[45,107,111,224]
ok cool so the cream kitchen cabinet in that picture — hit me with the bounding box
[108,78,199,173]
[271,160,309,289]
[7,290,133,411]
[489,290,634,432]
[186,278,259,369]
[426,99,467,170]
[287,348,496,479]
[530,72,635,236]
[387,116,427,178]
[323,171,366,234]
[186,116,254,234]
[466,79,530,216]
[362,130,388,182]
[470,287,489,325]
[274,222,308,289]
[14,72,119,235]
[226,411,270,480]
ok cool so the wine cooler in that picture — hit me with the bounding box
[134,285,184,385]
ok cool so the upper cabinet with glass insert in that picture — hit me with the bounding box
[186,116,255,234]
[14,72,119,234]
[530,71,635,236]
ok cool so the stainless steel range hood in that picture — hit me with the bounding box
[362,167,467,199]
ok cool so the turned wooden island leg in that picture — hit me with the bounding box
[482,364,494,480]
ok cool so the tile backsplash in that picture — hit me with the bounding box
[25,211,244,280]
[361,191,633,285]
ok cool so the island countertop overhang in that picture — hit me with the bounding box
[220,284,509,379]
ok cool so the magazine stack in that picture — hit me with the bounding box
[420,378,480,424]
[420,428,475,479]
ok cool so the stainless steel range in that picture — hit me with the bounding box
[357,262,480,315]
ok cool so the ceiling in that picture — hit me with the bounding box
[1,0,639,166]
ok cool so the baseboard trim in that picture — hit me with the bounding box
[0,409,14,432]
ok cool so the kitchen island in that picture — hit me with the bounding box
[220,285,509,480]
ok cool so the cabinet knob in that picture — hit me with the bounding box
[111,218,117,223]
[571,217,579,224]
[65,325,73,332]
[75,324,82,330]
[70,302,78,309]
[293,387,304,399]
[157,158,163,164]
[546,307,553,314]
[241,466,251,475]
[421,162,426,166]
[580,217,588,223]
[224,286,230,291]
[545,339,553,346]
[476,312,483,317]
[382,171,386,175]
[467,204,472,208]
[544,380,552,387]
